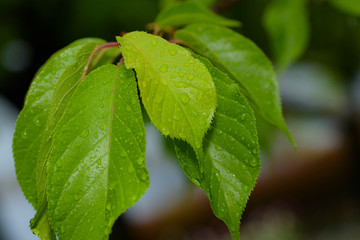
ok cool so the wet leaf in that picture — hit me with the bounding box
[117,31,216,150]
[175,55,260,240]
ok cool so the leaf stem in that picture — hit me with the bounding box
[81,42,119,81]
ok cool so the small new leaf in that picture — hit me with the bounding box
[155,1,240,30]
[175,56,260,240]
[175,23,294,146]
[117,31,216,150]
[47,64,148,239]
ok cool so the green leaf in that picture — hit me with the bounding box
[30,39,107,239]
[263,0,309,70]
[175,23,294,146]
[13,38,105,208]
[117,32,216,150]
[175,55,260,240]
[329,0,360,16]
[154,1,240,30]
[46,64,148,239]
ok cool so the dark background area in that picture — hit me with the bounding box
[1,0,360,239]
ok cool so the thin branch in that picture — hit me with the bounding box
[81,42,119,81]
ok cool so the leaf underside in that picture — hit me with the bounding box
[175,23,294,146]
[46,64,148,239]
[175,55,261,240]
[117,31,217,150]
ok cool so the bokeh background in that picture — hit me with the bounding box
[1,0,360,239]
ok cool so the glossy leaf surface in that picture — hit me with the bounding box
[117,32,216,150]
[13,38,105,208]
[155,1,240,30]
[263,0,309,70]
[46,64,148,239]
[175,56,260,239]
[175,23,294,145]
[30,39,106,239]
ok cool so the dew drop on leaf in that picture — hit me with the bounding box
[179,93,190,104]
[22,131,28,139]
[80,129,89,138]
[106,203,111,211]
[241,114,246,120]
[100,124,105,130]
[250,159,257,167]
[94,133,99,138]
[187,74,194,80]
[33,119,41,127]
[159,64,169,73]
[96,159,101,165]
[168,49,177,56]
[178,72,185,78]
[151,40,158,46]
[162,127,169,135]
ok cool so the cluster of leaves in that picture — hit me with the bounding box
[13,1,298,239]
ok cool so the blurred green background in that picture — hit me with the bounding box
[1,0,360,239]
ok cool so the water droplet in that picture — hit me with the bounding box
[160,51,165,57]
[250,159,257,167]
[22,131,28,139]
[174,82,183,88]
[151,40,158,46]
[60,227,65,234]
[93,133,99,138]
[56,161,62,167]
[141,173,147,180]
[100,124,105,130]
[241,114,246,120]
[169,49,177,56]
[178,72,185,78]
[187,74,194,80]
[137,157,143,164]
[34,119,41,127]
[196,92,203,100]
[252,149,258,154]
[179,93,190,104]
[100,103,104,108]
[192,178,200,186]
[162,127,169,135]
[74,194,80,200]
[97,159,101,165]
[159,64,169,73]
[80,129,89,138]
[128,166,134,173]
[106,203,111,211]
[215,172,222,182]
[89,226,93,232]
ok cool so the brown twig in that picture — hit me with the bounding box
[81,42,119,81]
